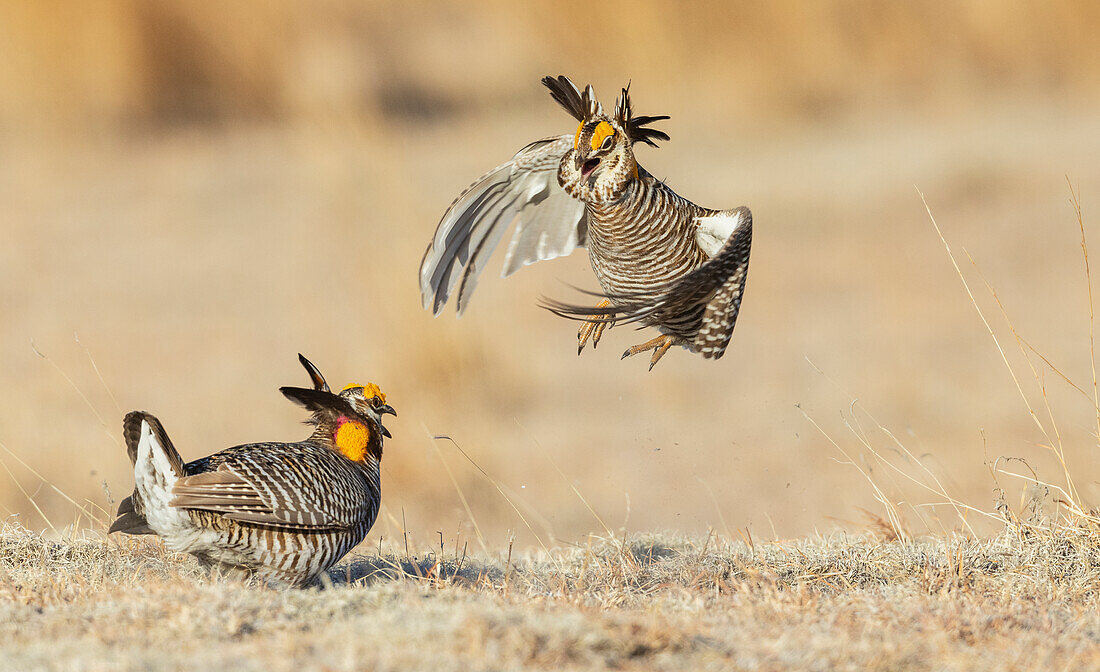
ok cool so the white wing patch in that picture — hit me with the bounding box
[695,210,747,258]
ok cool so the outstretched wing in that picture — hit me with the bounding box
[543,207,752,360]
[419,135,587,316]
[170,445,368,530]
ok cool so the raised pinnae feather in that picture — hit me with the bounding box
[582,84,602,119]
[297,354,330,392]
[611,81,671,147]
[280,386,358,423]
[615,84,629,122]
[627,115,671,147]
[541,75,586,121]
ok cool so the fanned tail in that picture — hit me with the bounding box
[108,411,184,535]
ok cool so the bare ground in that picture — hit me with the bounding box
[3,521,1100,671]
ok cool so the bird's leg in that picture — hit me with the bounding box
[577,299,614,354]
[621,333,682,370]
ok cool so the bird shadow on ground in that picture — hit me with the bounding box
[629,542,679,564]
[317,554,506,589]
[314,540,687,590]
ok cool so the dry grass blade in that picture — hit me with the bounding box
[423,424,489,556]
[919,189,1052,444]
[0,441,106,527]
[1069,178,1099,454]
[431,434,556,563]
[30,341,119,449]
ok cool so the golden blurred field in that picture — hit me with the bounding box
[3,0,1100,549]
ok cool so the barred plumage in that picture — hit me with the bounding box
[420,74,753,368]
[108,354,396,587]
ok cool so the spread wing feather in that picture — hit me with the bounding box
[419,135,586,316]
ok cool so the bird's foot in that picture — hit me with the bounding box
[621,333,681,370]
[577,299,614,354]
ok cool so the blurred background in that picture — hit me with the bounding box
[3,0,1100,547]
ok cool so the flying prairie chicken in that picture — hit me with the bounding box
[109,354,396,587]
[420,74,753,369]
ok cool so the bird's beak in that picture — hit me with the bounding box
[574,151,585,171]
[377,404,396,439]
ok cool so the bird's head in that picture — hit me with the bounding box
[337,382,396,439]
[281,354,396,464]
[542,75,669,204]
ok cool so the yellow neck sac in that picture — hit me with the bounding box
[334,419,371,462]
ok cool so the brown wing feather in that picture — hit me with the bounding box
[170,445,366,531]
[171,467,334,530]
[171,469,269,511]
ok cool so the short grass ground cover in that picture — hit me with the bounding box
[3,520,1100,671]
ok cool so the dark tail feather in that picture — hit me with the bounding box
[108,495,155,535]
[123,411,184,475]
[538,292,659,327]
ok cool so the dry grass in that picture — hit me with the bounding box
[2,0,1100,544]
[4,518,1100,671]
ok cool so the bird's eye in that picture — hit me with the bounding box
[600,135,614,152]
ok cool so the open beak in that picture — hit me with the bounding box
[377,404,396,438]
[575,152,600,179]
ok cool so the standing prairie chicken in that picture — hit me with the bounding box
[420,74,753,369]
[108,354,396,587]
